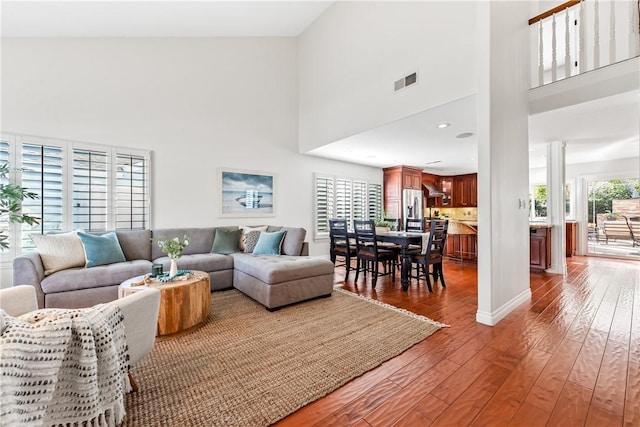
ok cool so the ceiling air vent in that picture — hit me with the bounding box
[394,71,418,92]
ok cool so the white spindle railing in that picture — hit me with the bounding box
[530,0,640,88]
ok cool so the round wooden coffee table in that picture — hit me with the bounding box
[119,270,211,337]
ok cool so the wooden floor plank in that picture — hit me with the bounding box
[274,257,640,427]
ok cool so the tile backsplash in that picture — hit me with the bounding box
[426,207,477,221]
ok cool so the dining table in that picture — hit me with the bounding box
[349,230,426,291]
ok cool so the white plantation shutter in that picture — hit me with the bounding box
[73,149,109,231]
[315,176,334,236]
[368,183,382,221]
[116,153,149,229]
[335,179,352,222]
[314,174,383,239]
[352,181,368,222]
[0,140,10,248]
[0,133,151,253]
[21,143,64,250]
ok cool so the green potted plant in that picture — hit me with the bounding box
[155,235,191,277]
[605,210,619,221]
[0,163,39,250]
[374,211,395,233]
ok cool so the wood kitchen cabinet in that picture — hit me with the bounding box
[439,177,453,207]
[530,226,551,271]
[383,165,424,219]
[445,234,477,261]
[566,221,577,257]
[402,169,422,190]
[452,174,477,207]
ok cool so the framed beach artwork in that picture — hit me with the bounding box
[218,168,276,217]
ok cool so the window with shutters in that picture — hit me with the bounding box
[314,173,382,239]
[116,154,149,230]
[0,133,151,254]
[73,149,108,231]
[21,143,64,250]
[0,140,10,253]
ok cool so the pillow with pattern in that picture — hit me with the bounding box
[239,226,268,251]
[243,230,263,253]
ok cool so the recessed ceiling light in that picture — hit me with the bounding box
[436,123,450,129]
[456,132,474,139]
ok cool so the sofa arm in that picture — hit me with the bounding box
[12,252,46,309]
[111,288,161,367]
[0,285,39,316]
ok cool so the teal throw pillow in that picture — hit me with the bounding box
[252,230,287,256]
[78,231,127,268]
[212,229,242,254]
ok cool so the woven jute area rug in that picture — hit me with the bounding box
[123,288,446,427]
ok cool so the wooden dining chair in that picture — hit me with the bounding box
[353,220,397,288]
[329,218,357,279]
[408,219,449,292]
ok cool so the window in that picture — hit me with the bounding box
[0,133,151,254]
[116,154,149,230]
[314,174,382,239]
[21,143,64,250]
[0,141,10,250]
[73,149,108,231]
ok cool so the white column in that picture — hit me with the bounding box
[476,1,531,326]
[546,141,567,275]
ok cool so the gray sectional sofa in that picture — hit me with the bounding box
[13,225,334,311]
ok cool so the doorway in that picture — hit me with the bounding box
[586,178,640,259]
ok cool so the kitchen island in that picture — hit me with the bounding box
[530,223,552,272]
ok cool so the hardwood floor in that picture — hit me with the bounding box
[274,256,640,426]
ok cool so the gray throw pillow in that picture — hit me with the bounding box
[243,230,262,253]
[212,229,241,254]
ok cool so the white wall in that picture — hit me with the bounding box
[298,1,478,152]
[1,37,382,285]
[476,1,533,325]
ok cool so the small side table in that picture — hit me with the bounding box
[119,270,211,337]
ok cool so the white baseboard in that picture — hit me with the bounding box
[476,287,532,326]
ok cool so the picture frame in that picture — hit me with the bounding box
[218,168,276,218]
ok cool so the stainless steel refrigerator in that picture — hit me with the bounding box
[402,188,424,227]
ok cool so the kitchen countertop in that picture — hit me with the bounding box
[529,223,553,229]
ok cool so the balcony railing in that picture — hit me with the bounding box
[530,0,640,88]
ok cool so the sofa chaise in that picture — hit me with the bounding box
[12,225,334,311]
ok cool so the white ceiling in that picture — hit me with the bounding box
[309,95,479,175]
[2,1,638,175]
[0,1,334,37]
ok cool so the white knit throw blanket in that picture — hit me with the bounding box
[0,304,131,427]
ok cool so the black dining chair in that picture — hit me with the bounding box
[408,219,449,292]
[405,218,426,233]
[329,219,357,279]
[353,220,397,288]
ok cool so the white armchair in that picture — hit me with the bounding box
[0,285,161,391]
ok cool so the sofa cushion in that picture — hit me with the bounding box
[40,260,153,293]
[151,228,218,259]
[211,229,241,254]
[115,229,152,261]
[79,231,127,267]
[239,226,268,251]
[280,227,306,256]
[243,230,262,253]
[231,254,334,285]
[30,231,86,275]
[152,253,234,273]
[253,230,286,256]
